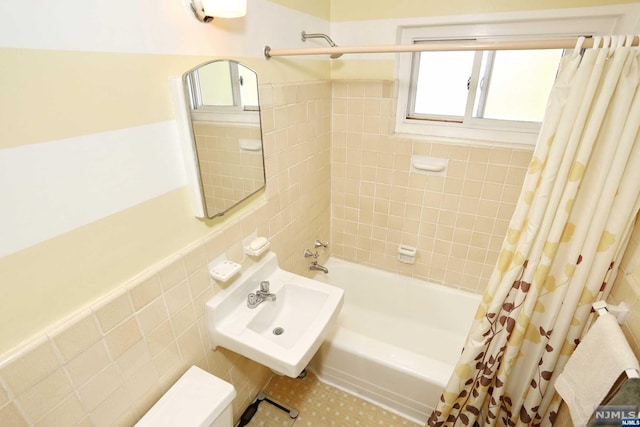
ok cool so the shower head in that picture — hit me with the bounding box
[301,31,343,59]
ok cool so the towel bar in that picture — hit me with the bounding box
[592,300,630,324]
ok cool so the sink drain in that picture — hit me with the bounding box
[272,327,284,335]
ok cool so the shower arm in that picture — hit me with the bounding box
[301,31,337,47]
[299,31,342,59]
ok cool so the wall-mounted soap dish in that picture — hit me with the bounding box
[397,244,417,264]
[209,259,242,282]
[243,235,270,257]
[410,155,448,176]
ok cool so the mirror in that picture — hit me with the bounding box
[182,60,265,218]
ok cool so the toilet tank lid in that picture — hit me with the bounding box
[136,366,236,427]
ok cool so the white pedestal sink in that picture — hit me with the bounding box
[206,252,343,378]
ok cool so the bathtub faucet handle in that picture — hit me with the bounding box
[304,248,318,259]
[314,240,329,249]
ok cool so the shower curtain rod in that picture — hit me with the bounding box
[264,36,640,59]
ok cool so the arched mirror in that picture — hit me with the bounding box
[181,60,265,218]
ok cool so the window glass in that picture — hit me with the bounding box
[413,51,475,118]
[476,49,563,122]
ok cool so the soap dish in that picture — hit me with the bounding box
[209,260,242,282]
[245,241,270,257]
[244,236,270,257]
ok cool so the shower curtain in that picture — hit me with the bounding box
[428,36,640,426]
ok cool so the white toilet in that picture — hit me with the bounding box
[135,366,236,427]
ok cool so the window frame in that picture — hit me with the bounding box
[406,45,478,123]
[407,47,558,132]
[395,15,620,146]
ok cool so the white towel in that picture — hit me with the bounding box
[555,312,640,426]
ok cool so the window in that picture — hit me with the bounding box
[395,11,628,145]
[411,50,476,119]
[408,45,564,126]
[475,50,562,122]
[413,49,565,123]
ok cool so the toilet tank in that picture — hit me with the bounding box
[135,366,236,427]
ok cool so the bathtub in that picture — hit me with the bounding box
[310,258,481,424]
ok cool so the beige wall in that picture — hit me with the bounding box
[0,45,330,352]
[0,0,334,424]
[265,0,638,21]
[0,80,333,426]
[268,0,330,20]
[330,80,532,293]
[0,1,330,356]
[329,0,640,21]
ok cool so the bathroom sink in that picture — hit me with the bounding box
[206,252,343,378]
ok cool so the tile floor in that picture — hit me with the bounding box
[245,371,422,427]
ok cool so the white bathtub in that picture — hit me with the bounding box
[310,258,481,424]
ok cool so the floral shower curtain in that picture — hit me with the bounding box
[429,36,640,426]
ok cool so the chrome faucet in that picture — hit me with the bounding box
[314,240,329,249]
[247,280,276,309]
[304,246,329,274]
[309,261,328,274]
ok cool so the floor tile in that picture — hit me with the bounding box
[245,371,422,427]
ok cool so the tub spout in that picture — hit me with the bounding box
[309,261,328,274]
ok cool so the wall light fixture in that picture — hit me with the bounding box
[190,0,247,22]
